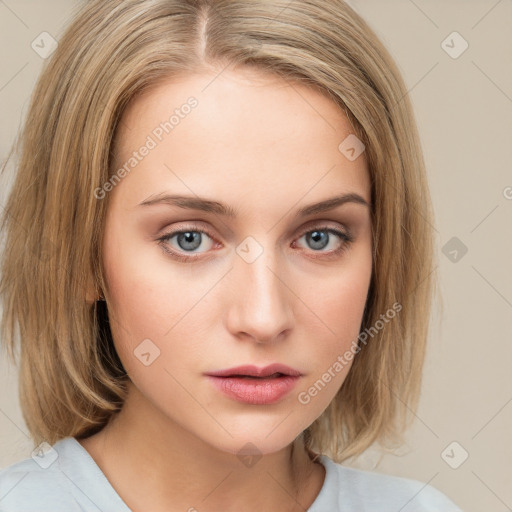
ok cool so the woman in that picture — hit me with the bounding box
[0,0,462,510]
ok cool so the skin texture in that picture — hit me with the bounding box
[81,67,373,512]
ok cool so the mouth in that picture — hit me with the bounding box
[205,364,302,404]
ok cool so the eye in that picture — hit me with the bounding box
[157,224,217,261]
[156,223,354,262]
[293,226,354,258]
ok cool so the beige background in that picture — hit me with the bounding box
[1,1,511,511]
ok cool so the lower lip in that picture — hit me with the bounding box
[207,375,300,404]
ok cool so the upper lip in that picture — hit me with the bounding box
[206,364,301,378]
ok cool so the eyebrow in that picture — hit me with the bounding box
[138,192,370,217]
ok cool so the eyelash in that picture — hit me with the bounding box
[156,222,354,262]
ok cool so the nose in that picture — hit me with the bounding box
[225,244,294,344]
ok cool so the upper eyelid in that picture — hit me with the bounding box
[158,222,351,246]
[159,219,349,235]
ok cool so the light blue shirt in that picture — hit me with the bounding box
[0,437,463,511]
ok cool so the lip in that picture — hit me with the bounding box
[206,364,302,378]
[205,364,302,405]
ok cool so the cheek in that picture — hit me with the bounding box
[295,253,372,405]
[101,222,218,376]
[307,254,372,345]
[327,274,370,342]
[102,216,189,333]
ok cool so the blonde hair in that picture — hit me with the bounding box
[0,0,437,462]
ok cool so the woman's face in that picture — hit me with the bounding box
[100,68,373,456]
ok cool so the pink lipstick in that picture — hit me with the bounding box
[205,364,301,405]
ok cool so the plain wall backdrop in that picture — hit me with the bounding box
[0,1,511,511]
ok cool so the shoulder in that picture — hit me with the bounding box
[0,437,129,512]
[313,455,463,512]
[0,440,79,512]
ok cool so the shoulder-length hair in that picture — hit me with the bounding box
[0,0,437,462]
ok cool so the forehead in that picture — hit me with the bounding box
[118,67,355,142]
[110,68,370,211]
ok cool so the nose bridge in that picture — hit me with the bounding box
[227,237,293,342]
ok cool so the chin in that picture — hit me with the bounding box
[195,422,305,459]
